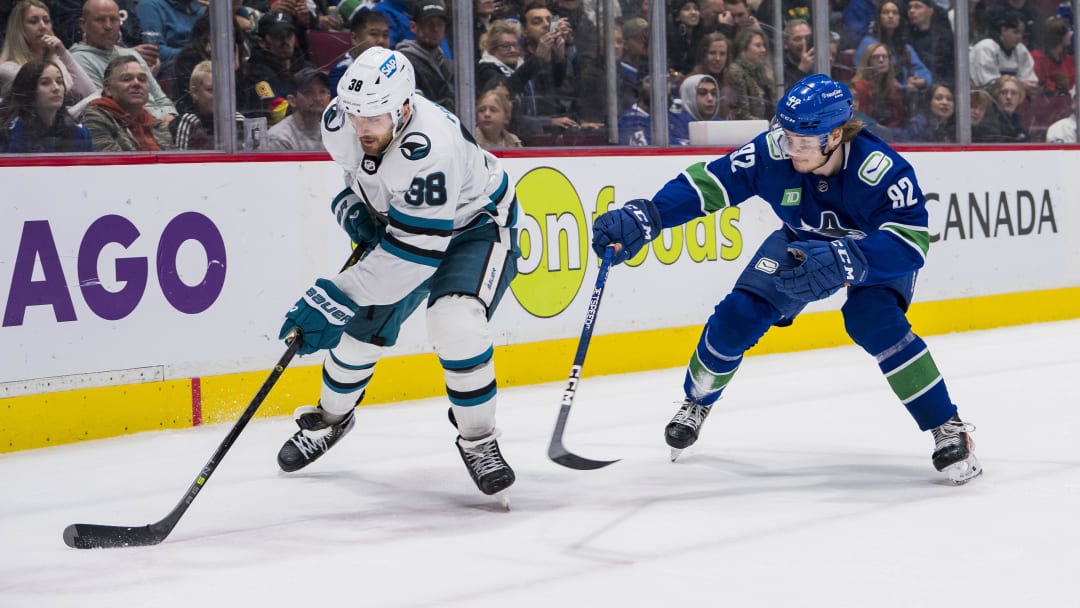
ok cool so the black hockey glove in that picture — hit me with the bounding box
[774,237,868,302]
[591,198,661,264]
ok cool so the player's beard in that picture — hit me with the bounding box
[360,130,394,156]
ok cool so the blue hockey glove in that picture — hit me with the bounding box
[279,278,360,355]
[591,198,662,264]
[331,189,383,250]
[774,237,868,302]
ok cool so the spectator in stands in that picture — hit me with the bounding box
[621,17,649,82]
[902,81,955,142]
[781,18,814,91]
[851,42,906,132]
[50,0,158,71]
[397,0,455,111]
[669,73,721,144]
[723,28,774,120]
[134,0,205,79]
[516,2,577,139]
[170,60,246,150]
[830,30,856,84]
[247,12,313,126]
[373,0,414,50]
[907,0,954,86]
[477,19,524,92]
[855,0,932,96]
[71,0,176,121]
[689,31,730,89]
[618,71,653,145]
[714,0,760,41]
[842,0,878,48]
[668,0,704,76]
[172,14,251,116]
[329,9,390,93]
[970,11,1039,91]
[475,88,523,147]
[0,0,95,106]
[698,0,726,35]
[987,0,1043,49]
[1032,16,1074,96]
[267,67,329,150]
[0,59,91,152]
[969,87,1006,142]
[83,55,172,150]
[474,0,499,62]
[990,73,1029,140]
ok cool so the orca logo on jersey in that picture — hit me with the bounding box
[399,133,431,161]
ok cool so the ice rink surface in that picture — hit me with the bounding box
[3,320,1078,607]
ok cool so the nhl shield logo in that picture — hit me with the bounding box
[362,157,378,174]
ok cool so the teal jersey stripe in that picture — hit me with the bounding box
[439,346,494,371]
[388,206,454,232]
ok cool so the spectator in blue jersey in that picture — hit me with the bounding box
[620,73,722,146]
[328,9,390,94]
[0,58,91,152]
[592,74,983,486]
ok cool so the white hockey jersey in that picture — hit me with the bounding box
[320,95,517,306]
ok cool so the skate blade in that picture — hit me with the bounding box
[670,447,684,462]
[944,455,983,485]
[494,490,510,511]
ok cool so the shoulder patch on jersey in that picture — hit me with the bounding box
[858,151,893,186]
[399,132,431,161]
[323,101,344,132]
[255,81,275,100]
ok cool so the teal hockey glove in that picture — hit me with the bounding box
[591,198,661,264]
[331,188,383,250]
[279,279,359,355]
[775,237,868,301]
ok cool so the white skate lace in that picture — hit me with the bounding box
[463,441,506,477]
[672,401,709,430]
[933,419,975,452]
[290,430,330,459]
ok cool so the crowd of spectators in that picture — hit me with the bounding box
[0,0,1078,153]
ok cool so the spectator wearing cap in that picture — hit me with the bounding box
[328,9,391,94]
[133,0,205,77]
[267,67,330,150]
[248,11,314,126]
[396,0,456,111]
[373,0,452,57]
[71,0,177,121]
[969,11,1038,91]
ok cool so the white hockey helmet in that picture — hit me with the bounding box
[337,47,415,125]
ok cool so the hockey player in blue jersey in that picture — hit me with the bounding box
[592,74,982,485]
[274,48,518,499]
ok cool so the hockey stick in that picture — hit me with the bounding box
[63,246,368,549]
[548,245,620,470]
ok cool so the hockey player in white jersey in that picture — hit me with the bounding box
[275,48,518,498]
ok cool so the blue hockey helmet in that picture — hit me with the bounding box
[774,74,854,136]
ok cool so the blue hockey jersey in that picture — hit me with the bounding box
[651,124,931,284]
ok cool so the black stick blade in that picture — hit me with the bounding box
[547,437,620,470]
[63,523,168,549]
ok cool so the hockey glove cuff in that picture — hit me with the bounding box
[279,278,360,355]
[331,188,384,251]
[591,198,662,264]
[774,237,868,302]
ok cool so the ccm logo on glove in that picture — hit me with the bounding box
[831,239,859,283]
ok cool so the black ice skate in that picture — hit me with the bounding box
[277,404,356,472]
[456,431,515,498]
[931,414,983,485]
[665,398,712,462]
